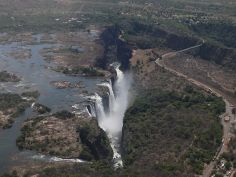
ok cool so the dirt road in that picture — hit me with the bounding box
[155,57,235,177]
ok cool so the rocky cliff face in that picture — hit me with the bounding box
[199,43,236,69]
[78,119,113,161]
[96,26,132,71]
[121,21,199,50]
[95,24,198,71]
[119,21,236,70]
[165,33,197,50]
[17,111,113,161]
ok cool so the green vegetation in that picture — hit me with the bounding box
[54,110,75,120]
[0,93,24,110]
[54,66,105,77]
[78,120,113,161]
[119,20,198,50]
[0,91,40,128]
[191,22,236,48]
[21,91,40,99]
[0,71,20,82]
[0,93,31,128]
[0,171,17,177]
[33,103,51,114]
[0,0,235,176]
[16,116,44,150]
[17,112,113,161]
[122,89,225,176]
[212,131,236,176]
[24,162,116,177]
[232,108,236,115]
[22,88,225,177]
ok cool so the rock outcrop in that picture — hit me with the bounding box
[96,26,132,71]
[17,111,113,161]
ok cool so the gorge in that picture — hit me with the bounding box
[1,0,236,176]
[89,64,132,167]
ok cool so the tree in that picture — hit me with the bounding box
[232,108,236,115]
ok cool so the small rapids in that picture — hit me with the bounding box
[31,154,87,163]
[88,65,132,168]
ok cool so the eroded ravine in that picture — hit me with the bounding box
[89,65,132,167]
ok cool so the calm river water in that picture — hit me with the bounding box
[0,35,102,173]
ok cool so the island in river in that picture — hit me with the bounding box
[1,0,236,177]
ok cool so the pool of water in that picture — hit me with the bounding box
[0,35,102,173]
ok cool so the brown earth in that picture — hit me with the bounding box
[17,111,113,160]
[162,52,236,95]
[18,115,83,158]
[41,30,104,67]
[130,48,198,92]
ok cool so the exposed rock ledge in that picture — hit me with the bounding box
[16,111,113,161]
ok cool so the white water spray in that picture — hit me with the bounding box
[90,65,132,167]
[89,93,106,123]
[32,154,87,163]
[98,80,115,113]
[86,104,96,117]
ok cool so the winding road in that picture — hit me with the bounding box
[154,44,235,177]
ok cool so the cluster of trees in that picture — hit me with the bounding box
[54,66,105,77]
[0,71,20,82]
[121,88,225,176]
[0,93,23,111]
[191,22,236,48]
[78,120,113,161]
[21,91,40,99]
[118,20,198,50]
[33,103,51,114]
[54,110,75,119]
[0,93,33,128]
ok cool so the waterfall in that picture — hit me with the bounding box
[108,80,115,112]
[93,93,106,124]
[98,80,115,114]
[89,65,132,168]
[86,104,96,117]
[86,106,92,117]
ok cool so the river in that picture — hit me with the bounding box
[0,35,103,173]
